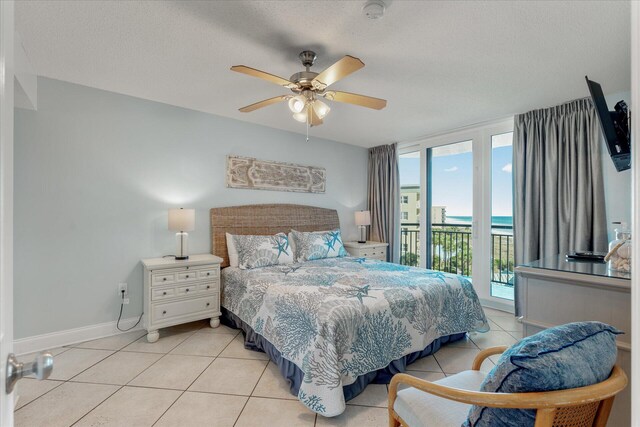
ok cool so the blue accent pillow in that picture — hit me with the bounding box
[464,321,622,427]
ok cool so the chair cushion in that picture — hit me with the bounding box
[394,370,485,427]
[465,321,622,427]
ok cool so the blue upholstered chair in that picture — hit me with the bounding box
[388,322,628,427]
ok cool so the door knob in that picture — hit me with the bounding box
[6,352,54,393]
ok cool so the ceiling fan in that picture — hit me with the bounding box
[231,51,387,127]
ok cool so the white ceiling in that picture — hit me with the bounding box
[15,0,631,148]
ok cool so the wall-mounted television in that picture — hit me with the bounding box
[585,76,630,172]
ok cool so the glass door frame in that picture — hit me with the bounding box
[398,118,514,311]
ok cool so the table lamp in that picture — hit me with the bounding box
[355,210,371,244]
[168,208,195,260]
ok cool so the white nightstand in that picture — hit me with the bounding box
[141,254,222,342]
[343,241,389,261]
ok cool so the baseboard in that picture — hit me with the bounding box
[480,298,515,314]
[13,317,144,356]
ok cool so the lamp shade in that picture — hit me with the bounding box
[355,210,371,226]
[168,208,195,232]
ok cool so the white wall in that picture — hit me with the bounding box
[14,77,368,339]
[602,91,632,240]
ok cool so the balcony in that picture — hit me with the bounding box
[400,223,514,298]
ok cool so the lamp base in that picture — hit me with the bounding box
[175,255,189,260]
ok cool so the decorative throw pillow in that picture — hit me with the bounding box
[465,321,622,427]
[232,233,294,269]
[291,229,347,262]
[226,232,240,268]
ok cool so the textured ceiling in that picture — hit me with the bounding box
[15,0,631,148]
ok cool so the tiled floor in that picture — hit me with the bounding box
[14,307,521,427]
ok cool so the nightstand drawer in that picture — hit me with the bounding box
[361,249,387,258]
[198,282,218,293]
[176,271,198,282]
[198,267,219,279]
[152,287,176,301]
[153,272,176,285]
[153,294,218,323]
[176,284,198,297]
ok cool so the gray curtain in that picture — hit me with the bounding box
[513,98,607,315]
[368,143,400,263]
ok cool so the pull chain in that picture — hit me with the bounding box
[306,118,309,142]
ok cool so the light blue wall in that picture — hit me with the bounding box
[14,77,368,339]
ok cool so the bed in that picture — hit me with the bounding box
[211,204,488,417]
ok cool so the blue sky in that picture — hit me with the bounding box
[399,146,513,217]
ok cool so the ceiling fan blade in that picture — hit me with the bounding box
[231,65,299,89]
[238,95,290,113]
[311,55,365,90]
[323,91,387,110]
[308,106,323,127]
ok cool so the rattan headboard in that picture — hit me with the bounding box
[210,204,340,267]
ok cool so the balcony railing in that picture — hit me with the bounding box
[399,223,514,287]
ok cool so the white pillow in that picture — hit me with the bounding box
[226,232,239,267]
[233,233,294,269]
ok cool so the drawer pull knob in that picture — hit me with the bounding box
[162,292,167,295]
[207,273,210,276]
[186,275,189,278]
[206,303,210,307]
[163,278,167,281]
[162,310,167,315]
[206,285,210,289]
[186,288,190,292]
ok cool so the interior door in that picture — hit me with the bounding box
[0,1,15,424]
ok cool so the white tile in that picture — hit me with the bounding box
[121,330,194,354]
[14,382,119,427]
[72,330,146,351]
[316,404,388,427]
[129,354,212,390]
[71,351,162,385]
[469,330,518,350]
[21,347,69,359]
[252,361,296,400]
[347,384,388,408]
[75,386,181,427]
[14,379,63,410]
[490,315,523,332]
[218,335,269,360]
[234,397,316,427]
[47,348,114,380]
[398,371,446,390]
[508,330,524,340]
[433,346,494,374]
[155,391,247,427]
[169,331,235,357]
[197,323,241,335]
[482,307,512,317]
[405,355,441,372]
[189,357,268,396]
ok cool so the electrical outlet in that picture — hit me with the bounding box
[118,282,128,297]
[123,297,130,305]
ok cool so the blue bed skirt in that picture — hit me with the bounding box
[222,308,466,401]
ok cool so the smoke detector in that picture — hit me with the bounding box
[362,0,386,20]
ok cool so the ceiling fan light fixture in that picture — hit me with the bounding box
[292,109,308,123]
[313,100,330,119]
[288,95,306,113]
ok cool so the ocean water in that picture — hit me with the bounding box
[446,216,513,227]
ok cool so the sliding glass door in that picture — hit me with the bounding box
[429,140,473,278]
[398,120,514,310]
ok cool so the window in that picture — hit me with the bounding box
[401,195,409,204]
[401,211,409,220]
